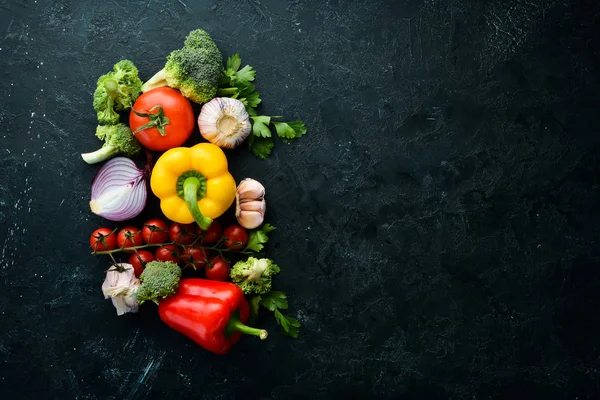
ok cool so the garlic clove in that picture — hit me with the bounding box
[240,200,266,214]
[237,210,265,229]
[235,178,267,228]
[198,97,251,149]
[237,178,265,202]
[102,263,140,316]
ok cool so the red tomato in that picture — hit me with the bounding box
[129,87,195,151]
[183,247,210,269]
[117,226,143,253]
[128,251,154,278]
[223,224,248,250]
[142,219,170,244]
[155,245,181,263]
[196,220,222,244]
[169,223,197,245]
[90,228,117,252]
[205,256,230,281]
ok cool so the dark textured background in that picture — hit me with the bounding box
[1,0,600,398]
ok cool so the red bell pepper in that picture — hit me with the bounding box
[158,278,267,354]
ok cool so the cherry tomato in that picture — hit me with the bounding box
[90,228,117,252]
[128,251,154,278]
[205,256,230,281]
[155,245,181,263]
[129,87,195,151]
[117,226,143,253]
[183,246,210,269]
[142,218,170,245]
[169,223,197,245]
[196,220,222,244]
[223,224,248,250]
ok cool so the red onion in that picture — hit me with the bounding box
[89,157,147,221]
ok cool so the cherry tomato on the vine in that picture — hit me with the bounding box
[183,246,210,269]
[169,223,196,245]
[196,220,222,244]
[223,224,248,250]
[205,256,230,281]
[117,227,143,253]
[142,219,170,245]
[129,87,195,151]
[155,245,181,263]
[128,251,154,278]
[90,228,117,252]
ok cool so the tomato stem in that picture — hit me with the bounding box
[132,105,170,136]
[92,241,252,256]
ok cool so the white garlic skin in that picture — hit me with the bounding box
[236,178,267,229]
[101,263,140,316]
[198,97,251,149]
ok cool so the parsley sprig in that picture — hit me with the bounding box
[251,291,301,339]
[245,223,276,253]
[218,54,307,159]
[243,223,301,338]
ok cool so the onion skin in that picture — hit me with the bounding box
[89,157,147,221]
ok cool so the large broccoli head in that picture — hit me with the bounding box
[230,257,280,295]
[136,261,182,304]
[142,29,224,104]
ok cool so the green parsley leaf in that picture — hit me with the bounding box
[251,115,271,125]
[236,81,255,96]
[226,54,242,75]
[274,309,300,339]
[262,223,276,234]
[248,135,274,159]
[251,116,272,138]
[273,122,297,140]
[235,65,256,85]
[245,223,276,252]
[244,91,262,108]
[286,121,307,138]
[260,291,288,311]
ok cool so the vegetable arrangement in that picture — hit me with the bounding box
[83,29,305,355]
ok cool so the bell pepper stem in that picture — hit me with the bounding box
[225,312,268,340]
[183,177,213,230]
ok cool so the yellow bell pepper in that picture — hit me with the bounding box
[150,143,236,230]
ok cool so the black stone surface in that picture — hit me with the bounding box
[1,0,600,398]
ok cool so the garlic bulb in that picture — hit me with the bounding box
[236,178,266,229]
[198,97,251,148]
[102,263,140,316]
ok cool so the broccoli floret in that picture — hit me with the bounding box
[113,60,143,92]
[136,261,182,305]
[141,29,223,104]
[93,59,143,125]
[80,123,141,164]
[230,257,280,295]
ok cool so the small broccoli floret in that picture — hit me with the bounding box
[93,59,143,125]
[141,29,223,104]
[80,123,141,164]
[136,261,182,305]
[93,90,119,125]
[230,257,280,295]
